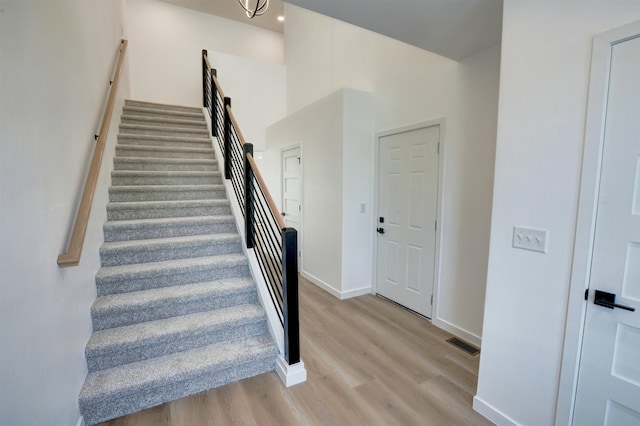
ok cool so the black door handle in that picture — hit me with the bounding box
[376,228,385,234]
[594,290,636,312]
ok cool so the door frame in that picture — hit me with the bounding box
[280,144,303,271]
[371,118,446,319]
[556,20,640,426]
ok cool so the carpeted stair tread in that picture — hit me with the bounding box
[79,334,278,425]
[106,199,231,220]
[122,105,203,120]
[95,254,250,295]
[121,114,206,127]
[99,233,242,266]
[113,156,217,171]
[91,277,257,330]
[110,170,222,186]
[108,184,225,202]
[120,123,210,137]
[102,215,236,241]
[125,99,201,113]
[96,254,247,282]
[116,144,215,159]
[117,133,211,149]
[86,304,268,370]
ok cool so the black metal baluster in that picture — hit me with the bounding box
[202,50,208,108]
[211,68,217,137]
[223,97,231,180]
[244,143,254,249]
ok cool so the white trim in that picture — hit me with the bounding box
[556,20,640,426]
[276,355,307,387]
[300,270,370,300]
[280,144,303,271]
[432,317,481,348]
[301,270,341,298]
[76,415,85,426]
[372,118,447,320]
[473,396,519,426]
[340,286,373,300]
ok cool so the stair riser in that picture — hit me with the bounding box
[100,240,243,266]
[116,147,215,159]
[121,108,202,120]
[80,356,276,426]
[111,175,221,186]
[120,126,209,138]
[121,117,206,128]
[96,264,250,296]
[117,137,211,149]
[106,204,231,221]
[87,320,267,372]
[92,290,258,331]
[113,159,217,172]
[109,188,225,202]
[124,101,201,113]
[103,221,237,242]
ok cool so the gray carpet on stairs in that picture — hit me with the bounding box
[78,100,277,426]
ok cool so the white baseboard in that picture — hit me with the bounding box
[276,355,307,387]
[76,415,85,426]
[473,396,519,426]
[340,286,372,300]
[300,271,371,300]
[300,271,341,298]
[432,316,482,347]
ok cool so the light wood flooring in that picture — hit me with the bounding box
[100,277,493,425]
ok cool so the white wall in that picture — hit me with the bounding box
[0,1,129,425]
[125,0,286,151]
[209,51,286,151]
[282,4,500,344]
[265,88,374,299]
[437,46,500,344]
[265,90,346,294]
[126,0,283,107]
[341,89,375,297]
[475,3,640,425]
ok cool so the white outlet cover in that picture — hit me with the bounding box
[513,226,548,253]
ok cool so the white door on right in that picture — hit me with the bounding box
[376,125,439,318]
[573,34,640,424]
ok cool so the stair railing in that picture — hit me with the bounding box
[58,39,128,267]
[202,50,300,366]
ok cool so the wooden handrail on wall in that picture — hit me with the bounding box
[57,39,128,267]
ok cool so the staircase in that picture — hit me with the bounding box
[79,100,278,425]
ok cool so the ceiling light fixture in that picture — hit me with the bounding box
[237,0,269,19]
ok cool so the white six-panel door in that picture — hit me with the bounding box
[376,125,439,318]
[282,146,301,266]
[573,34,640,425]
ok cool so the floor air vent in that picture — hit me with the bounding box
[446,337,480,356]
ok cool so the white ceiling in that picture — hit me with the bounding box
[160,0,503,61]
[161,0,286,33]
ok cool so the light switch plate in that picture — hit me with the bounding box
[513,226,548,253]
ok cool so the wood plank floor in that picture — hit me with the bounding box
[99,277,493,426]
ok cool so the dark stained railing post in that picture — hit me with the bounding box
[202,50,208,108]
[282,228,300,365]
[223,97,232,180]
[244,144,254,249]
[211,68,217,137]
